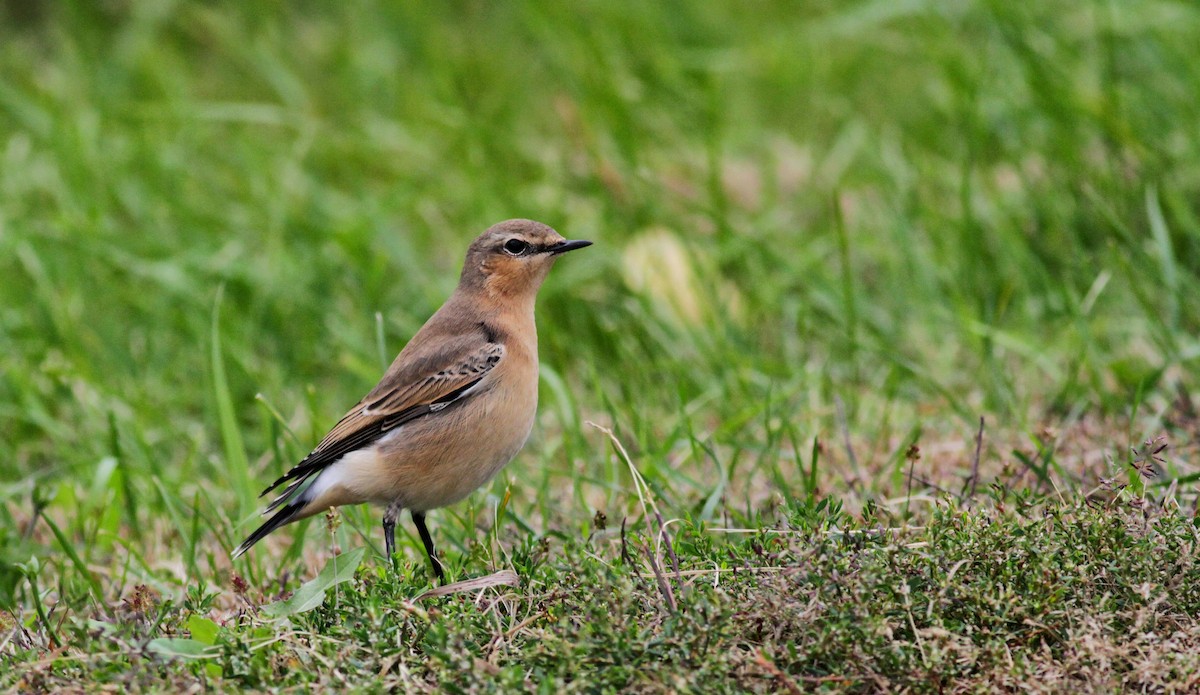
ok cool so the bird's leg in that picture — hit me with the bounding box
[412,511,446,584]
[383,500,402,571]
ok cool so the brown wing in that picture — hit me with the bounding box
[259,337,504,509]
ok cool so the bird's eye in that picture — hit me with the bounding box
[503,238,530,256]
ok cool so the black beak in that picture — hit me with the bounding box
[548,239,593,255]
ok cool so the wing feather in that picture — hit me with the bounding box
[258,337,504,504]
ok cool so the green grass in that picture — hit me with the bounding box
[2,0,1200,691]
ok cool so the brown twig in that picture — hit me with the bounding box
[654,509,681,582]
[484,610,546,659]
[753,649,804,695]
[620,517,633,566]
[967,415,985,499]
[904,455,916,518]
[620,517,653,596]
[642,540,677,613]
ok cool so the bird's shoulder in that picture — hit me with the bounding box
[362,308,507,404]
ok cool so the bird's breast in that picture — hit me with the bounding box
[350,342,540,511]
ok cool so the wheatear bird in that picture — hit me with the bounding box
[232,219,591,581]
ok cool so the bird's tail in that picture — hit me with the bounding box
[231,501,306,559]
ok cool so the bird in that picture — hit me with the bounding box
[232,219,591,582]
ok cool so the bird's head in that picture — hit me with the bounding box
[459,219,591,299]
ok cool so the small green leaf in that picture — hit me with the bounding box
[262,547,365,618]
[262,580,327,617]
[147,637,217,660]
[187,615,220,645]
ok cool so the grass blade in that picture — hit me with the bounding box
[211,284,253,515]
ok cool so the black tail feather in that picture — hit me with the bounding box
[263,476,307,514]
[232,501,306,559]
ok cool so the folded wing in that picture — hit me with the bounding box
[259,336,505,513]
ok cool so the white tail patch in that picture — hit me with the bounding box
[295,426,404,510]
[300,448,368,506]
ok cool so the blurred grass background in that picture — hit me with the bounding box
[2,0,1200,674]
